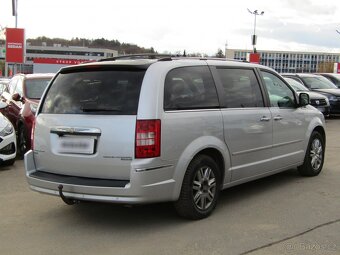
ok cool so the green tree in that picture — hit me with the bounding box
[215,48,225,58]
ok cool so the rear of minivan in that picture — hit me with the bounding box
[25,60,177,203]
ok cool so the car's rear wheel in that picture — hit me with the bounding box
[18,126,28,159]
[298,131,325,176]
[174,154,221,220]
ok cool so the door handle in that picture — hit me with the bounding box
[274,116,283,121]
[260,116,271,121]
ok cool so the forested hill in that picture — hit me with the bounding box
[26,36,156,54]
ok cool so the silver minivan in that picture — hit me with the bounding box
[25,56,326,219]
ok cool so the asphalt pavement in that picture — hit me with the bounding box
[1,117,339,255]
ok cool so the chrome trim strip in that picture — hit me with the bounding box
[164,109,221,113]
[135,164,173,172]
[232,144,273,156]
[50,126,101,136]
[272,139,303,148]
[232,139,303,156]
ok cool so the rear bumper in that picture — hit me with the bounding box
[25,150,177,204]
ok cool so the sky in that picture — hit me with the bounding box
[1,0,340,55]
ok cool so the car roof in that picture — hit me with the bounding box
[282,73,320,78]
[59,55,269,73]
[12,73,55,79]
[318,73,340,77]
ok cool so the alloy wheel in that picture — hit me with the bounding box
[310,138,323,170]
[192,166,217,210]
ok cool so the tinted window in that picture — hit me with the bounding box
[41,69,145,115]
[164,66,219,110]
[25,78,52,99]
[301,76,337,89]
[284,78,309,91]
[262,71,295,108]
[217,68,264,108]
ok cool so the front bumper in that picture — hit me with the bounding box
[329,101,340,114]
[0,132,16,162]
[24,150,177,204]
[314,105,330,116]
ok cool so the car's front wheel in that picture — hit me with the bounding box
[298,131,325,176]
[174,154,221,220]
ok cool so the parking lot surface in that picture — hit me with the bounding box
[1,118,340,255]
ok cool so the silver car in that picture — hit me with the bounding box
[25,56,326,219]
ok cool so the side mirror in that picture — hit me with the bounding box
[12,93,22,102]
[299,93,310,107]
[0,101,8,109]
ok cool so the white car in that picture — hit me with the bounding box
[0,102,16,166]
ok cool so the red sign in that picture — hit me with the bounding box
[6,28,25,63]
[33,58,93,65]
[249,53,260,64]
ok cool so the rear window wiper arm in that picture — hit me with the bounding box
[81,107,122,112]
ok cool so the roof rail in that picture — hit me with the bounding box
[99,54,247,63]
[98,53,173,62]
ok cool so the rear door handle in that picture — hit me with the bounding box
[274,116,283,121]
[260,116,271,121]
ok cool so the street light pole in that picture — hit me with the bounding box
[247,9,264,53]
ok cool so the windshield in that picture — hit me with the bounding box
[301,76,337,89]
[284,78,309,91]
[41,68,145,115]
[25,78,52,99]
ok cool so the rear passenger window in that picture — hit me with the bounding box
[216,68,264,108]
[164,66,219,111]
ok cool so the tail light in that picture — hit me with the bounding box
[135,119,161,158]
[31,119,36,150]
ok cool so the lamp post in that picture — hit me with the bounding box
[247,9,264,53]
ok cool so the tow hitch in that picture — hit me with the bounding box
[58,184,77,205]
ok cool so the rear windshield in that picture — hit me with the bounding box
[25,78,52,99]
[41,69,145,115]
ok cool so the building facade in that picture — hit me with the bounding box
[0,43,118,75]
[226,49,340,73]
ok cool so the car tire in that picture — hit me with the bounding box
[298,131,325,177]
[18,126,28,159]
[174,154,221,220]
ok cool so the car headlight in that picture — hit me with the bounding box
[0,122,14,137]
[328,95,337,102]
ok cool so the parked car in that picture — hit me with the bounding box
[25,56,326,219]
[0,73,54,158]
[0,78,10,95]
[283,77,330,116]
[282,73,340,114]
[316,73,340,88]
[0,101,16,166]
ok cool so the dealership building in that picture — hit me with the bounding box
[0,43,118,74]
[226,48,340,73]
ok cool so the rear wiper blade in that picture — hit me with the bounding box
[81,107,122,112]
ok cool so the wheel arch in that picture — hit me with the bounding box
[313,125,326,146]
[171,136,231,200]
